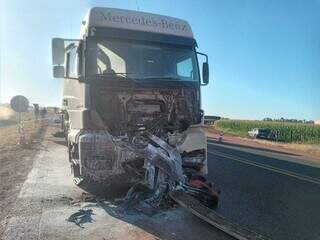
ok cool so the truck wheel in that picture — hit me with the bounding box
[71,161,83,185]
[64,127,68,142]
[71,161,80,177]
[68,144,83,185]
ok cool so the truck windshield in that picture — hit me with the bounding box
[86,39,199,81]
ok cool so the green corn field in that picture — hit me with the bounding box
[214,120,320,144]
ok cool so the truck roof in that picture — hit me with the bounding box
[80,7,194,39]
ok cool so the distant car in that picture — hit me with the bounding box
[248,128,271,139]
[53,117,61,124]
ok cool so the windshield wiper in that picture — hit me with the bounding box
[93,72,132,78]
[92,73,185,82]
[139,76,182,81]
[92,73,143,86]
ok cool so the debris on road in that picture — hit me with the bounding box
[66,209,95,228]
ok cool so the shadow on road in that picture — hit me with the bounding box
[53,140,67,147]
[66,209,95,228]
[51,131,68,146]
[24,142,49,151]
[77,180,132,199]
[65,180,229,240]
[53,131,65,138]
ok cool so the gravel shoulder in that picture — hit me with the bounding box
[0,120,49,237]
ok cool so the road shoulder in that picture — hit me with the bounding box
[0,120,49,238]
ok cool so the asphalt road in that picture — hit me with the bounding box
[2,127,320,240]
[207,139,320,240]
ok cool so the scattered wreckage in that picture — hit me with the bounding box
[70,89,220,209]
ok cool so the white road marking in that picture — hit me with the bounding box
[207,141,320,169]
[207,150,320,185]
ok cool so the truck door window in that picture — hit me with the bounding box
[177,57,193,78]
[97,43,126,74]
[66,46,78,78]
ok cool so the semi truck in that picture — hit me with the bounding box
[51,7,214,202]
[51,9,271,239]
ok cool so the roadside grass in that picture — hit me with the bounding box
[251,139,320,157]
[205,124,320,159]
[0,104,57,128]
[0,119,49,153]
[0,106,35,128]
[215,119,320,144]
[0,119,49,237]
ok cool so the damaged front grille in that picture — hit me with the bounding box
[71,84,218,212]
[92,86,200,135]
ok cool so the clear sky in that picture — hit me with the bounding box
[0,0,319,120]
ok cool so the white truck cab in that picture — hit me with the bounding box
[52,7,210,188]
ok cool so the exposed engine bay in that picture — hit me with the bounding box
[68,85,218,209]
[93,87,201,135]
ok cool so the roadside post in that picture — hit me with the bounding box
[33,103,40,120]
[218,131,224,142]
[10,95,29,146]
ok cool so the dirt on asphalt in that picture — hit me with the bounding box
[0,120,50,237]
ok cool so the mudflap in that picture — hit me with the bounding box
[169,190,269,240]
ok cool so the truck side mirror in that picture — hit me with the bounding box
[197,52,210,86]
[52,38,65,65]
[202,62,209,85]
[53,66,65,78]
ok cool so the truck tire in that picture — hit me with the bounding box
[68,143,82,185]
